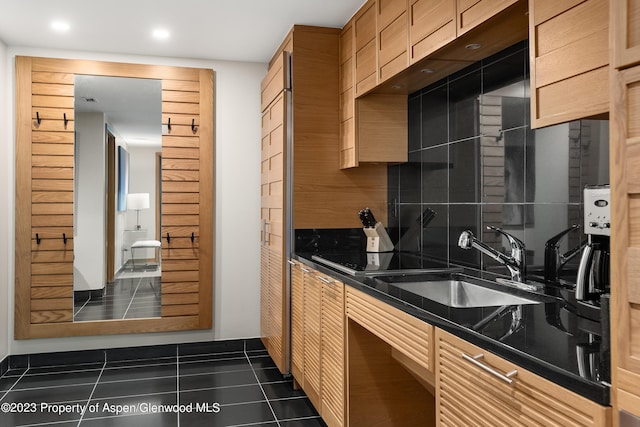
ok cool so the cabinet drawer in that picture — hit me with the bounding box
[435,328,610,426]
[346,286,433,373]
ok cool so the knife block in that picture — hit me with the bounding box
[364,222,394,253]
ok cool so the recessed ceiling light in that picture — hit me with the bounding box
[420,68,435,74]
[465,43,482,50]
[152,28,170,40]
[51,21,70,32]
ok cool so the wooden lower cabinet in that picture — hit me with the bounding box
[345,286,436,427]
[435,328,611,426]
[290,262,345,427]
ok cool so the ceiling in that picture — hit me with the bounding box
[0,0,365,63]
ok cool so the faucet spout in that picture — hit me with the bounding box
[458,227,526,281]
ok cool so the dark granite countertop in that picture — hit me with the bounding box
[294,250,611,406]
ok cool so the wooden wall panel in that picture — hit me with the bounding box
[160,78,203,319]
[15,56,214,338]
[28,62,75,328]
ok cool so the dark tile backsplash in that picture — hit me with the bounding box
[388,41,610,275]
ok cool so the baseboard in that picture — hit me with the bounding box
[0,337,265,375]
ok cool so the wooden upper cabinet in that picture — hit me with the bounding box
[612,0,640,69]
[529,0,609,128]
[377,0,409,83]
[354,0,378,96]
[340,21,357,169]
[457,0,519,35]
[410,0,457,64]
[610,64,640,418]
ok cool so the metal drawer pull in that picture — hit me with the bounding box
[461,353,517,384]
[301,268,311,273]
[316,276,333,284]
[287,260,296,265]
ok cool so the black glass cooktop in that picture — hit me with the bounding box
[311,251,455,276]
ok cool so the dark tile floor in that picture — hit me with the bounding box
[0,347,325,426]
[74,269,161,322]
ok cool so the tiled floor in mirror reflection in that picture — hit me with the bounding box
[0,348,325,427]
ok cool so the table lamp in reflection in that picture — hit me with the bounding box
[127,193,150,230]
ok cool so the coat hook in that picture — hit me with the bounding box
[166,232,171,244]
[36,112,41,125]
[191,118,196,132]
[191,232,195,243]
[63,113,68,127]
[36,233,41,245]
[167,117,171,131]
[63,233,67,244]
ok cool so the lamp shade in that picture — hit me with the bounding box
[126,193,150,210]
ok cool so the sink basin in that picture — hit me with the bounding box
[391,279,541,308]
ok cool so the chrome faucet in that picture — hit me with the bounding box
[458,226,527,281]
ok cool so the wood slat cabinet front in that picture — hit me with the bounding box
[610,63,640,419]
[409,0,456,64]
[340,15,408,169]
[612,0,640,69]
[377,0,409,83]
[354,0,378,97]
[289,262,345,427]
[529,0,609,128]
[259,53,288,373]
[457,0,519,35]
[435,328,611,426]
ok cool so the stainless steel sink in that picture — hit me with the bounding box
[391,279,541,308]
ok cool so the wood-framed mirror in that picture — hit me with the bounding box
[15,56,214,338]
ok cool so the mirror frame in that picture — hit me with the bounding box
[15,56,214,338]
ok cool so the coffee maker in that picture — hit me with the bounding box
[576,185,610,321]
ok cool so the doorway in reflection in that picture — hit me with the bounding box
[73,75,163,321]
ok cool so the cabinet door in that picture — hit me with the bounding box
[377,0,409,83]
[303,273,322,409]
[290,261,306,382]
[321,277,345,427]
[340,21,358,169]
[435,328,610,426]
[612,0,640,69]
[259,55,288,373]
[611,64,640,418]
[354,0,378,96]
[529,0,609,128]
[457,0,518,35]
[410,0,456,63]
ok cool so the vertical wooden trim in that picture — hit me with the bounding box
[15,56,33,339]
[198,68,214,329]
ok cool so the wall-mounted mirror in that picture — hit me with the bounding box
[15,56,214,338]
[73,75,163,322]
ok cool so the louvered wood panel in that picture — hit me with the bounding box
[303,274,322,410]
[321,277,345,427]
[346,286,433,372]
[28,66,75,327]
[611,64,640,416]
[435,329,610,426]
[291,261,305,383]
[260,54,288,375]
[161,78,201,318]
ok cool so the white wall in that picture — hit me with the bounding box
[74,112,107,291]
[4,47,265,355]
[0,38,10,362]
